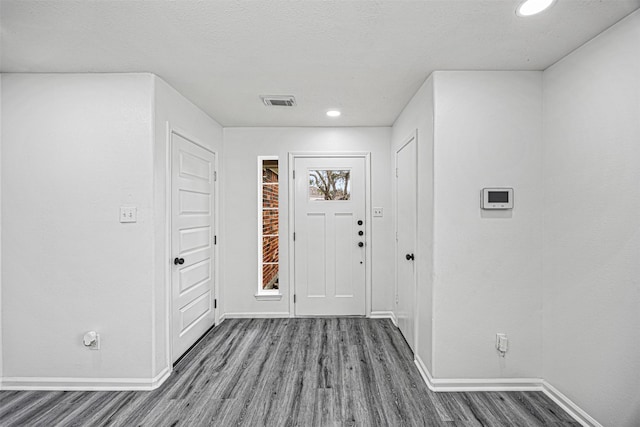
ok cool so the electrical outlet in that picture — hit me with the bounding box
[91,334,101,350]
[83,331,100,350]
[373,207,383,217]
[496,333,508,356]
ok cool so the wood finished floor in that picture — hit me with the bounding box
[0,318,578,427]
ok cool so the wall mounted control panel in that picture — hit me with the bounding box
[481,188,513,210]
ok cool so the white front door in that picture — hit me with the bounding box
[171,133,216,362]
[396,136,417,352]
[293,156,366,316]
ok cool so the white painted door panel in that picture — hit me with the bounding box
[171,133,216,362]
[294,157,366,316]
[396,137,417,352]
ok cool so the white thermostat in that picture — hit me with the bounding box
[482,188,513,210]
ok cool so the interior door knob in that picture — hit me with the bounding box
[358,242,364,247]
[174,257,185,265]
[357,220,363,226]
[358,231,364,236]
[405,253,414,261]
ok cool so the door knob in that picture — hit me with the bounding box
[405,253,414,261]
[174,257,185,265]
[357,220,363,226]
[358,242,364,247]
[358,231,364,236]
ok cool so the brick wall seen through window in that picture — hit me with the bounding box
[261,159,279,290]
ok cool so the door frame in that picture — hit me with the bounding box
[165,123,219,367]
[394,130,419,352]
[288,152,372,318]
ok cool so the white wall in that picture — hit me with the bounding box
[391,75,435,372]
[1,74,156,381]
[152,76,223,377]
[222,127,393,316]
[432,71,543,379]
[0,73,3,381]
[0,73,223,388]
[542,11,640,427]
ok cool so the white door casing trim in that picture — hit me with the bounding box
[165,123,219,370]
[288,152,372,318]
[394,131,419,351]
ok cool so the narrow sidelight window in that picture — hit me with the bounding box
[258,157,279,292]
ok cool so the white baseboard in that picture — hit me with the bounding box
[542,381,601,427]
[370,310,398,326]
[414,354,542,391]
[414,354,436,391]
[151,366,172,390]
[414,355,596,426]
[1,366,172,391]
[218,313,226,323]
[223,312,290,319]
[429,377,544,392]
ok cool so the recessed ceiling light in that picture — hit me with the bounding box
[516,0,555,17]
[326,110,341,117]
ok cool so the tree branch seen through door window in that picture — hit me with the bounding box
[309,170,351,201]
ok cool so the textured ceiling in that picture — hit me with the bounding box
[1,1,639,127]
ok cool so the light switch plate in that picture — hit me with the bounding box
[120,207,137,223]
[373,207,383,217]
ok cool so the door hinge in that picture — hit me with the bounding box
[294,294,296,303]
[293,232,296,241]
[214,235,217,245]
[395,168,398,178]
[214,171,217,181]
[214,299,217,309]
[293,170,296,179]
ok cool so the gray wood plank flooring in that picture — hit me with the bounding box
[0,318,579,426]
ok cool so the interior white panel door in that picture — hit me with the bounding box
[171,133,216,362]
[396,137,417,352]
[294,156,366,316]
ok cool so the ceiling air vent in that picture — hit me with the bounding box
[260,95,297,107]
